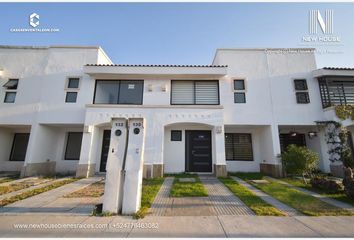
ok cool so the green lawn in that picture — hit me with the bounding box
[170,173,208,197]
[229,172,264,181]
[233,172,353,216]
[134,177,164,219]
[282,177,354,206]
[219,177,284,216]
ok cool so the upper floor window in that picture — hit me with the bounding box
[294,79,310,104]
[170,80,219,105]
[3,79,19,103]
[67,78,80,89]
[65,77,80,103]
[233,79,246,103]
[94,80,144,105]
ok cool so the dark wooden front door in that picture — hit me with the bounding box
[100,130,111,172]
[185,130,212,172]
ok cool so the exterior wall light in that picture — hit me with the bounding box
[148,84,153,92]
[161,84,167,92]
[0,68,3,77]
[289,131,297,137]
[308,131,317,139]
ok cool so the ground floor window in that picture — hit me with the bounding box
[65,132,83,160]
[9,133,30,161]
[225,133,253,161]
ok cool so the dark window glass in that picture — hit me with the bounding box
[234,80,245,90]
[171,130,182,141]
[3,79,19,90]
[10,133,30,161]
[94,81,120,104]
[296,92,310,104]
[68,78,80,89]
[294,79,308,90]
[224,133,253,161]
[94,80,143,104]
[65,132,83,160]
[234,92,246,103]
[4,92,16,103]
[65,92,77,103]
[118,80,144,104]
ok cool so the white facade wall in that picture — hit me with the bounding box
[0,46,351,176]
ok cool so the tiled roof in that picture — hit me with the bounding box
[323,67,354,70]
[85,64,227,68]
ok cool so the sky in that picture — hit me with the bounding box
[0,3,354,67]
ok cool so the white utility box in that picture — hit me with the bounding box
[102,118,128,213]
[122,118,145,214]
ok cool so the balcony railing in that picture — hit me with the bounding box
[318,76,354,108]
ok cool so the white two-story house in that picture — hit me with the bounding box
[0,45,353,178]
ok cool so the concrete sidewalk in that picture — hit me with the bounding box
[0,176,103,215]
[0,214,354,237]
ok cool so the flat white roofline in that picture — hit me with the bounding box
[84,65,227,78]
[0,45,102,50]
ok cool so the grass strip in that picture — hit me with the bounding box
[219,177,284,216]
[252,179,353,216]
[0,178,78,207]
[0,176,19,185]
[233,172,353,216]
[134,177,164,219]
[170,173,208,197]
[282,177,354,206]
[64,181,105,198]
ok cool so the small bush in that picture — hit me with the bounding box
[310,177,342,194]
[282,145,319,176]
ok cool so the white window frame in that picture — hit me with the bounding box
[232,78,247,103]
[3,78,19,104]
[64,77,81,103]
[293,78,310,104]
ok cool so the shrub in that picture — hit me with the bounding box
[282,145,319,176]
[310,177,342,194]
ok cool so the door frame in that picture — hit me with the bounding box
[99,129,111,172]
[185,130,213,173]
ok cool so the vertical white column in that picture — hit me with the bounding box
[213,125,226,165]
[103,118,128,213]
[76,125,97,177]
[122,118,145,214]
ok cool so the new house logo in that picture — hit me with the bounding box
[302,9,340,43]
[309,10,334,35]
[29,13,40,28]
[10,13,60,33]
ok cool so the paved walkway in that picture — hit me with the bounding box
[150,176,254,216]
[267,177,354,212]
[0,176,103,215]
[231,176,302,216]
[0,214,354,237]
[200,177,255,215]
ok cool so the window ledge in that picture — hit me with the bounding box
[86,104,224,109]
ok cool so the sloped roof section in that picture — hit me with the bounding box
[323,67,354,70]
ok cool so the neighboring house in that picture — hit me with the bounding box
[0,45,353,178]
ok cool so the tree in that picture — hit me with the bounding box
[282,145,319,182]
